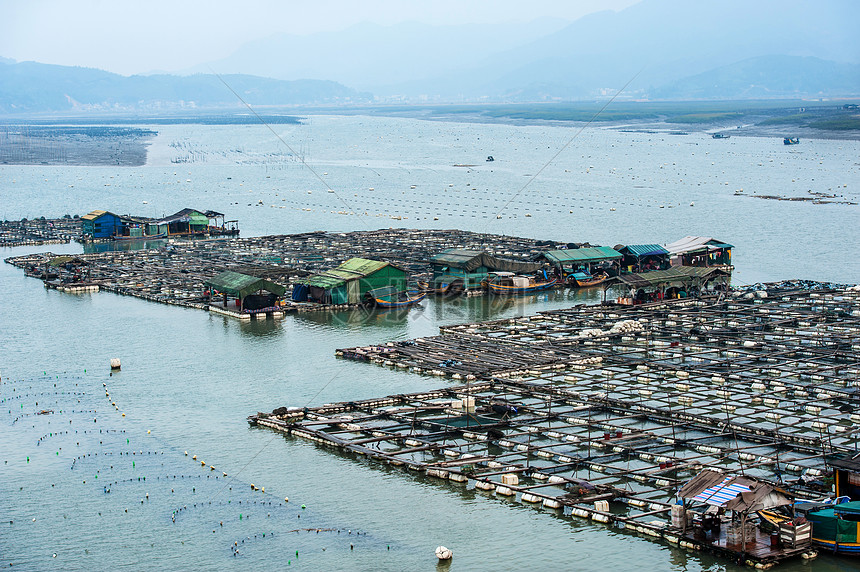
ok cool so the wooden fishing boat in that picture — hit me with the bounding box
[794,500,860,554]
[419,276,464,296]
[569,271,609,288]
[365,285,426,309]
[487,272,557,295]
[374,290,427,309]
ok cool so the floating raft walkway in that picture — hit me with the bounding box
[253,285,860,568]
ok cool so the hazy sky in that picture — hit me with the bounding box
[1,0,639,75]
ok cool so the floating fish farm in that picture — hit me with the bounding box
[0,218,78,247]
[5,228,566,309]
[251,285,860,568]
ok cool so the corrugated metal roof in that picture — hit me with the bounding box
[665,236,734,255]
[81,209,110,221]
[301,258,395,290]
[692,477,751,506]
[619,244,669,257]
[334,257,389,277]
[303,274,346,289]
[610,266,730,288]
[679,469,791,512]
[543,246,622,264]
[725,487,792,513]
[831,453,860,472]
[204,271,285,298]
[155,208,209,225]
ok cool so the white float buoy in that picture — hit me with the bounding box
[110,358,121,370]
[435,546,453,560]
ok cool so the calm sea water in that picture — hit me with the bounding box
[1,116,858,571]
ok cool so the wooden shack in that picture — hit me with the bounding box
[665,236,733,268]
[81,210,130,239]
[539,246,622,278]
[204,271,286,312]
[429,249,542,291]
[150,208,209,236]
[604,266,731,304]
[676,469,811,561]
[614,244,670,273]
[294,258,407,305]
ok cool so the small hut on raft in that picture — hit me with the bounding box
[664,236,733,268]
[292,258,407,305]
[204,271,286,312]
[429,249,543,292]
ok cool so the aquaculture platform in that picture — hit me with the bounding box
[5,228,563,312]
[0,218,78,247]
[253,285,860,568]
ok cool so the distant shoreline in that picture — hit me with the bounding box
[331,100,860,141]
[382,111,860,141]
[0,102,856,165]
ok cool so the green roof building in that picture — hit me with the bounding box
[539,246,622,280]
[204,270,286,312]
[296,258,407,305]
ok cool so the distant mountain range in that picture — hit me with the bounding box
[0,61,371,114]
[195,0,859,101]
[188,18,571,91]
[651,56,860,100]
[1,0,858,113]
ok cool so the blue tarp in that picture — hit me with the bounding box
[292,283,308,302]
[691,476,751,507]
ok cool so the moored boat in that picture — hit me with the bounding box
[366,286,427,309]
[487,272,557,295]
[419,276,464,296]
[374,290,427,309]
[795,500,860,554]
[569,271,609,288]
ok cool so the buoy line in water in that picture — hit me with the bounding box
[3,369,385,567]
